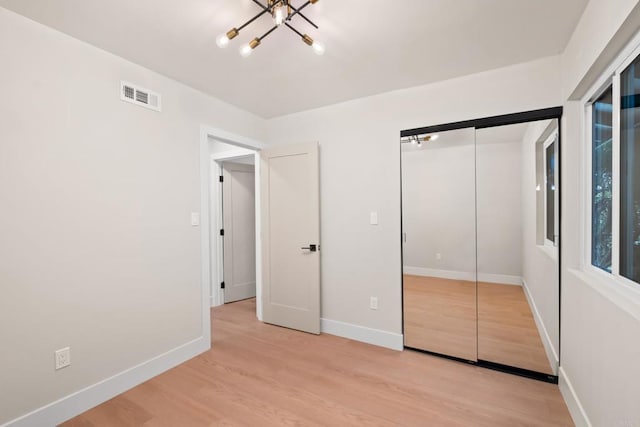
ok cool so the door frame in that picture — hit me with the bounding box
[200,125,266,330]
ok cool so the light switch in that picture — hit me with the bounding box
[191,212,200,226]
[370,212,378,225]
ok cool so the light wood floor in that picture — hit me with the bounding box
[63,298,572,426]
[403,275,477,361]
[478,282,554,374]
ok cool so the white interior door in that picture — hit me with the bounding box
[222,161,257,303]
[261,142,320,334]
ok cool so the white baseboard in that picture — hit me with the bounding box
[559,367,591,427]
[321,318,403,351]
[478,273,522,286]
[403,266,522,285]
[3,336,210,427]
[522,279,559,372]
[403,266,475,281]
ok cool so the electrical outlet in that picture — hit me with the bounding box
[436,252,442,260]
[370,297,379,310]
[55,347,71,370]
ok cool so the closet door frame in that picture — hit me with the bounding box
[400,106,563,384]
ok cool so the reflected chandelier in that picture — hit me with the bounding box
[216,0,325,57]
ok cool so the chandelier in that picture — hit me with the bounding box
[400,134,439,148]
[216,0,325,57]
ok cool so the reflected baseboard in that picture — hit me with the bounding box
[522,278,559,374]
[403,266,522,285]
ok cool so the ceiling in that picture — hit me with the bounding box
[0,0,588,118]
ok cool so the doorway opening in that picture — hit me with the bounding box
[219,156,257,304]
[201,126,265,325]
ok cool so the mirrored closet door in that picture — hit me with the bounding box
[402,113,560,380]
[402,127,477,361]
[475,119,558,376]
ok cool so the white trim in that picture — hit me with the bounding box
[202,126,265,321]
[321,318,403,351]
[403,266,522,285]
[559,367,592,427]
[522,279,559,374]
[2,337,209,427]
[403,266,475,281]
[611,72,621,276]
[568,268,640,322]
[478,273,522,286]
[211,148,254,161]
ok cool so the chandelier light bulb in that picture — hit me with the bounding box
[273,4,287,26]
[311,40,325,55]
[239,43,253,58]
[239,38,260,58]
[216,33,230,48]
[430,134,439,141]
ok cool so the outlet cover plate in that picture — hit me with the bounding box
[55,347,71,370]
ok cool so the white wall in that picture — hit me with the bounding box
[559,1,640,425]
[266,56,562,335]
[476,138,523,280]
[0,7,265,425]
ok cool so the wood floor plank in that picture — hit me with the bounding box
[478,282,554,374]
[403,275,478,361]
[62,298,572,426]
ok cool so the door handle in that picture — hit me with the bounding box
[301,244,318,252]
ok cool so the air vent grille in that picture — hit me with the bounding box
[120,81,161,112]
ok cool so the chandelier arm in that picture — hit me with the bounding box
[250,0,270,12]
[287,1,313,23]
[286,3,318,29]
[257,25,279,42]
[237,8,269,31]
[284,22,305,38]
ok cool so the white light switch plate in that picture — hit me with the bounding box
[191,212,200,226]
[370,212,378,225]
[370,297,379,310]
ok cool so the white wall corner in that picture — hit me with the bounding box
[321,318,403,351]
[2,337,210,427]
[559,367,591,427]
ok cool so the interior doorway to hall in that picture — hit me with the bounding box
[209,137,261,317]
[219,157,256,303]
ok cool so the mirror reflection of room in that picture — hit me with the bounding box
[402,128,477,362]
[475,119,558,376]
[401,117,560,380]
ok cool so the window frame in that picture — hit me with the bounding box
[584,37,640,303]
[543,132,559,247]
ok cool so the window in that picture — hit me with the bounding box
[592,86,613,272]
[620,57,640,284]
[544,134,558,246]
[587,45,640,288]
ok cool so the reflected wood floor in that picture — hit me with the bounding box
[403,275,477,361]
[63,298,572,426]
[478,282,554,374]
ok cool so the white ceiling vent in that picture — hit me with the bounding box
[120,81,161,112]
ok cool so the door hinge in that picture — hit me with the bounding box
[220,229,224,236]
[219,175,223,183]
[220,281,225,289]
